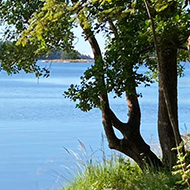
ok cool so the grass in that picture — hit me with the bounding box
[59,154,185,190]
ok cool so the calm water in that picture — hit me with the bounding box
[0,61,190,190]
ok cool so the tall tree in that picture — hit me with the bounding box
[0,0,190,169]
[144,0,189,167]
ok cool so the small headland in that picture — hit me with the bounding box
[41,59,94,63]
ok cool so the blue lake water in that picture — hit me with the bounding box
[0,60,190,190]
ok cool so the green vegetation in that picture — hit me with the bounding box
[39,49,92,60]
[172,142,190,188]
[61,155,184,190]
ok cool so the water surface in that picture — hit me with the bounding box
[0,61,190,190]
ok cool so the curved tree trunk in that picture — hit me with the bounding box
[74,0,162,170]
[106,17,162,169]
[82,25,162,170]
[107,91,162,170]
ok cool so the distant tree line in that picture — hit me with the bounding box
[39,49,92,60]
[0,40,92,60]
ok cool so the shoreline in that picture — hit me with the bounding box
[41,59,94,63]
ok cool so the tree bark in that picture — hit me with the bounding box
[158,43,183,168]
[108,91,162,170]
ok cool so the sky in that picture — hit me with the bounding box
[73,27,106,58]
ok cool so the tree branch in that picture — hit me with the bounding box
[126,91,141,130]
[71,0,122,149]
[107,18,119,39]
[109,108,126,130]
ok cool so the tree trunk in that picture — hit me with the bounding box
[158,43,182,168]
[75,1,162,170]
[144,0,184,168]
[83,31,162,170]
[107,91,162,170]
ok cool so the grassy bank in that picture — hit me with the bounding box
[59,154,185,190]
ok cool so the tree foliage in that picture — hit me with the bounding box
[0,0,74,75]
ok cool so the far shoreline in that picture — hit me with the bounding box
[41,59,94,63]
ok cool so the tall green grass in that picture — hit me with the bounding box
[60,153,184,190]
